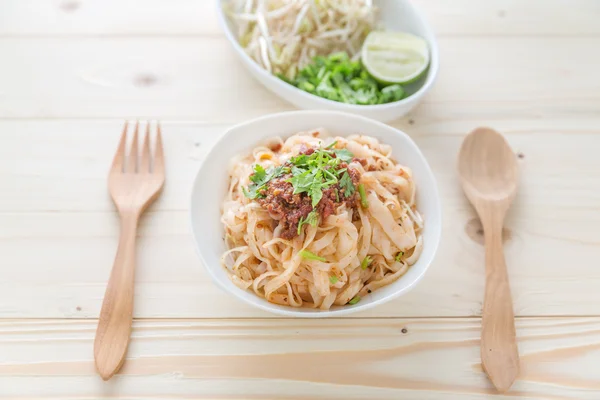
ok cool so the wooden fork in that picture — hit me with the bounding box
[94,121,165,381]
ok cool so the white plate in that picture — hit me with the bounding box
[190,110,442,317]
[216,0,439,122]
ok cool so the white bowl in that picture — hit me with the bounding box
[216,0,439,122]
[190,110,442,317]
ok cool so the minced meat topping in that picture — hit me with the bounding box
[257,162,360,239]
[243,143,364,239]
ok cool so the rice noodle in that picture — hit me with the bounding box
[220,130,424,309]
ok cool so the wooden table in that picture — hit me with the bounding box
[1,1,599,398]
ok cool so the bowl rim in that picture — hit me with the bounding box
[189,110,442,317]
[215,0,440,111]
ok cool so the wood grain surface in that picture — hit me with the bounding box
[0,36,598,121]
[1,0,599,398]
[1,0,599,37]
[2,318,600,399]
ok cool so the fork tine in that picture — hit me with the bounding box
[111,121,128,173]
[154,121,165,175]
[127,121,139,173]
[140,122,151,173]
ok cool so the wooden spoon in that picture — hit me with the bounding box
[458,127,520,392]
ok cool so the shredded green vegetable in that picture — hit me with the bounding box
[279,52,405,105]
[360,256,373,270]
[348,296,361,305]
[300,249,326,262]
[395,251,404,262]
[358,183,369,208]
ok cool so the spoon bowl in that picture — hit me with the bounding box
[457,127,520,393]
[458,127,518,205]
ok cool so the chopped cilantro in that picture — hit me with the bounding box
[289,169,315,194]
[249,164,266,184]
[297,210,319,235]
[268,166,284,180]
[242,184,265,200]
[288,144,355,207]
[339,171,355,198]
[290,154,309,167]
[323,168,338,181]
[242,165,285,199]
[309,182,323,207]
[333,148,354,162]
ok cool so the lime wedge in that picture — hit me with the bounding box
[361,31,430,85]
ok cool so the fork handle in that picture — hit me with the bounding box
[94,213,138,381]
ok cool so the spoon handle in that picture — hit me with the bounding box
[481,219,520,392]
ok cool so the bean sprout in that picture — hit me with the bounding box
[224,0,377,79]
